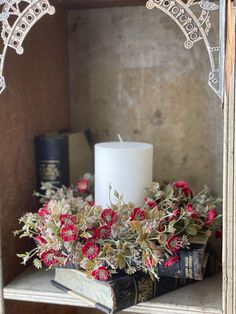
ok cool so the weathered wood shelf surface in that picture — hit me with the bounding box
[3,268,222,314]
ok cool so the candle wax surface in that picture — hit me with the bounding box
[95,142,153,208]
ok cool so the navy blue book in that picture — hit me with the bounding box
[158,242,208,280]
[35,131,92,188]
[35,134,69,188]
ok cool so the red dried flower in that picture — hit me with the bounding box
[91,266,110,281]
[38,203,49,217]
[77,179,90,193]
[94,226,111,239]
[187,204,193,212]
[166,235,182,253]
[147,200,156,209]
[130,208,145,221]
[82,241,100,260]
[175,181,189,189]
[40,250,59,267]
[60,224,77,242]
[173,209,180,216]
[205,209,217,226]
[101,208,117,226]
[168,209,180,222]
[208,209,217,220]
[186,204,197,219]
[35,236,47,246]
[174,181,193,198]
[60,214,76,226]
[164,256,180,268]
[144,256,156,269]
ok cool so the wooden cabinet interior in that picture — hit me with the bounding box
[0,1,231,314]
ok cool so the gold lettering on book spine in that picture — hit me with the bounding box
[185,257,189,277]
[184,256,193,278]
[189,256,193,278]
[137,277,154,303]
[39,162,60,181]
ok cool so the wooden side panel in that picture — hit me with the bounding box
[0,8,76,314]
[223,7,236,314]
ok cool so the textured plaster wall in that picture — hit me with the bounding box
[68,6,223,196]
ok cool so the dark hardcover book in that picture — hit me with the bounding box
[35,131,92,188]
[158,242,207,280]
[158,235,209,280]
[35,134,69,188]
[53,253,216,314]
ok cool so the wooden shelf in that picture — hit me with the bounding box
[3,268,222,314]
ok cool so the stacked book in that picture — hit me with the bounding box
[35,130,92,187]
[52,236,216,314]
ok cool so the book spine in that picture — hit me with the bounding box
[35,134,69,188]
[112,253,215,313]
[157,243,206,280]
[110,273,189,313]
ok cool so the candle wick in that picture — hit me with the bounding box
[117,134,124,147]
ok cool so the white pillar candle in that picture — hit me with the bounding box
[95,141,153,207]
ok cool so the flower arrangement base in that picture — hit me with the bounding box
[58,239,209,281]
[15,178,222,287]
